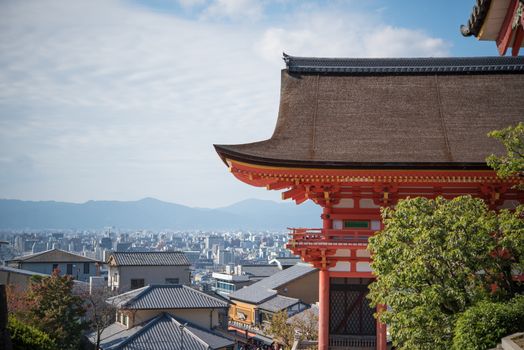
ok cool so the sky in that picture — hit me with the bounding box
[0,0,499,208]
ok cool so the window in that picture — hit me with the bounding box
[66,263,73,275]
[122,314,128,326]
[52,264,59,273]
[165,278,179,284]
[343,220,370,229]
[84,262,90,274]
[130,279,145,290]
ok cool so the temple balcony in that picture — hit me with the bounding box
[287,228,373,251]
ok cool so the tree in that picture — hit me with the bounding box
[79,287,117,350]
[487,122,524,181]
[7,316,56,350]
[268,310,295,349]
[367,196,524,350]
[289,308,318,341]
[27,270,88,350]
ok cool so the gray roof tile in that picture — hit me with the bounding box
[109,285,229,310]
[258,295,301,313]
[93,313,234,350]
[9,248,102,263]
[109,252,190,266]
[283,54,524,75]
[229,263,316,304]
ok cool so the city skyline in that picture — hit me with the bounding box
[0,0,498,207]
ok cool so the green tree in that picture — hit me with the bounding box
[27,271,88,350]
[487,122,524,181]
[452,295,524,350]
[7,316,57,350]
[367,196,524,350]
[268,310,295,349]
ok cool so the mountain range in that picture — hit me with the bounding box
[0,198,321,230]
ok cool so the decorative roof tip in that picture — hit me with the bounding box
[460,0,492,38]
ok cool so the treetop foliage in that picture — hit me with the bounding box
[367,196,523,350]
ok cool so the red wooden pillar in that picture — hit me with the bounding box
[319,206,332,350]
[376,304,387,350]
[319,268,330,350]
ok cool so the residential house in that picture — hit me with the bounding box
[6,248,102,282]
[89,284,234,350]
[227,263,318,345]
[107,251,190,292]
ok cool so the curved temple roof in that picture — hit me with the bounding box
[215,55,524,170]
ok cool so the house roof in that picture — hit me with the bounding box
[8,249,102,264]
[92,313,234,350]
[240,264,280,278]
[229,263,317,304]
[109,284,229,310]
[108,252,190,266]
[215,55,524,169]
[258,295,301,313]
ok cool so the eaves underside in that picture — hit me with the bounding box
[215,145,492,171]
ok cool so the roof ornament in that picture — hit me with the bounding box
[283,52,291,67]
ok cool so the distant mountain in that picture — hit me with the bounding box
[0,198,321,230]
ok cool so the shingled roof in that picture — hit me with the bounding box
[92,313,234,350]
[229,263,317,304]
[109,284,229,310]
[8,249,102,264]
[215,55,524,169]
[108,251,190,266]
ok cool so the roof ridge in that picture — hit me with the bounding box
[282,54,524,75]
[110,313,164,349]
[122,285,153,308]
[181,285,229,305]
[168,314,213,349]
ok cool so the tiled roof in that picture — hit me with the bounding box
[109,252,190,266]
[258,295,301,313]
[8,249,102,263]
[240,264,280,277]
[109,285,229,310]
[92,313,234,350]
[283,54,524,75]
[229,263,317,304]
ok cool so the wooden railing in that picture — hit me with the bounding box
[288,228,374,247]
[329,334,377,349]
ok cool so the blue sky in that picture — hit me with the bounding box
[0,0,498,207]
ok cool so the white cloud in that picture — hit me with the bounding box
[178,0,208,9]
[255,10,450,66]
[202,0,264,21]
[0,0,451,207]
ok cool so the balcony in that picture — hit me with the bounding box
[287,228,374,250]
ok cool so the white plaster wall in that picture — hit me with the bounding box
[333,198,354,208]
[117,265,191,292]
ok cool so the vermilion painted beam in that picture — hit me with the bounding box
[282,186,304,200]
[497,0,519,55]
[512,24,524,56]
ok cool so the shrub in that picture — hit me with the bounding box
[453,295,524,350]
[7,316,57,350]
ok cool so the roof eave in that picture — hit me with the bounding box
[215,144,492,171]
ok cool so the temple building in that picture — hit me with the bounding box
[215,55,524,350]
[461,0,524,56]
